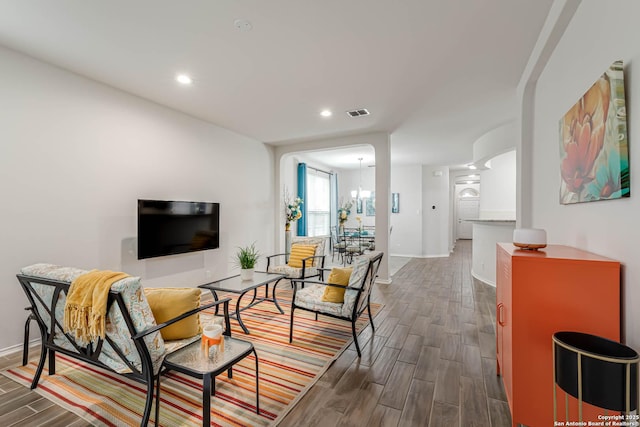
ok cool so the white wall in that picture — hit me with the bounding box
[526,0,640,348]
[471,222,515,286]
[422,166,450,257]
[390,165,423,257]
[0,46,274,351]
[335,162,449,258]
[479,150,516,219]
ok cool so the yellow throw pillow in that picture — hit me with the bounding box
[143,287,202,341]
[288,244,317,268]
[321,267,353,303]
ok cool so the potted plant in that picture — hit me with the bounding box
[234,242,260,281]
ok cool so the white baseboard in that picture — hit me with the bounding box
[389,253,450,259]
[424,253,450,259]
[375,278,392,285]
[0,339,37,358]
[471,270,496,287]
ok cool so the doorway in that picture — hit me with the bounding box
[456,187,479,240]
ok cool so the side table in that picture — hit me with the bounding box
[553,331,639,422]
[154,336,259,427]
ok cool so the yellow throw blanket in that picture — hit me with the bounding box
[63,270,129,346]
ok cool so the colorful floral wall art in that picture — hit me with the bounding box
[559,60,629,204]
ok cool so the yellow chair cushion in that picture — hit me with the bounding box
[143,287,202,341]
[288,244,317,268]
[321,267,353,303]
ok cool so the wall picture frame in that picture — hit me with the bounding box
[559,60,630,204]
[392,193,399,213]
[366,192,376,216]
[356,197,363,214]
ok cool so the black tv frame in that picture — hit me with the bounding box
[137,199,220,260]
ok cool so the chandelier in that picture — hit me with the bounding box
[351,158,371,199]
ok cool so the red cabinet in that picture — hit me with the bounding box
[496,243,620,427]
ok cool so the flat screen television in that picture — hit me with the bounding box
[137,199,220,260]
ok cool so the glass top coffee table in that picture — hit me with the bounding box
[198,271,286,334]
[155,336,259,426]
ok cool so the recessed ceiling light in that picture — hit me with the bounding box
[320,110,332,117]
[468,165,477,170]
[176,74,193,85]
[469,174,478,178]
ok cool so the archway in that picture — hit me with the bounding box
[273,132,391,283]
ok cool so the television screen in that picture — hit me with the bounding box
[137,199,220,260]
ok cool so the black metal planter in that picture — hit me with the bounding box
[553,331,639,422]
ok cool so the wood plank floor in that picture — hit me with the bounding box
[280,240,511,427]
[0,240,510,426]
[0,351,88,426]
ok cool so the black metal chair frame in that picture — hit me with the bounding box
[330,227,347,263]
[23,307,38,366]
[289,252,383,357]
[266,251,326,289]
[17,273,231,427]
[341,227,372,264]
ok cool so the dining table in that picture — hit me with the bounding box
[341,228,375,265]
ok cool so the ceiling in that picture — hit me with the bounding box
[0,1,553,169]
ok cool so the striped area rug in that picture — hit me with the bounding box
[3,288,381,426]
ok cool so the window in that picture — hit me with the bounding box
[306,171,331,237]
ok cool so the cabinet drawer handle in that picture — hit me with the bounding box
[498,303,505,326]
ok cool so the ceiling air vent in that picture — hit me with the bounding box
[346,108,370,117]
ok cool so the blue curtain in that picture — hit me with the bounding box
[330,173,338,233]
[297,163,307,236]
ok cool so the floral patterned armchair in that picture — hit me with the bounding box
[289,251,383,357]
[266,236,326,283]
[17,263,230,427]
